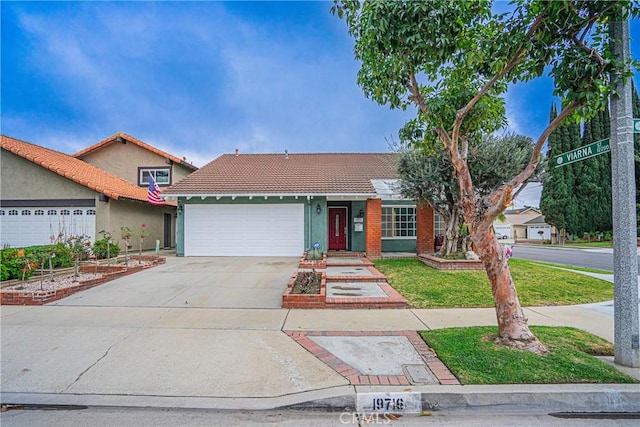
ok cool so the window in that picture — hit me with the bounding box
[35,210,45,215]
[73,209,83,215]
[21,210,31,215]
[87,209,96,215]
[434,213,445,236]
[382,206,416,238]
[9,210,18,216]
[48,210,57,215]
[60,209,70,215]
[139,168,171,186]
[0,210,4,215]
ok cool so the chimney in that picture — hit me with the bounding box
[235,149,239,157]
[284,149,289,159]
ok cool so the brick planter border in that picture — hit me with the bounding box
[1,258,164,305]
[282,271,327,309]
[298,252,327,269]
[418,253,484,271]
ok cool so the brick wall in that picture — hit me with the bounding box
[365,198,382,258]
[416,200,435,254]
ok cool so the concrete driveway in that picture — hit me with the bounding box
[53,256,298,309]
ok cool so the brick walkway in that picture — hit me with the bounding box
[285,330,460,386]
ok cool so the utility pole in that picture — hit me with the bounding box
[610,12,639,368]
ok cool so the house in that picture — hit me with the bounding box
[162,152,435,257]
[0,135,176,249]
[73,132,197,188]
[493,207,552,241]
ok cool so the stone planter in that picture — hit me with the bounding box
[282,271,326,308]
[418,253,484,271]
[298,252,327,269]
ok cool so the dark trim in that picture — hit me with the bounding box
[137,166,172,187]
[0,199,96,207]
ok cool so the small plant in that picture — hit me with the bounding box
[66,235,92,281]
[138,224,148,260]
[93,230,120,261]
[120,226,132,267]
[307,241,323,261]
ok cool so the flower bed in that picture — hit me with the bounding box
[1,256,165,305]
[418,253,484,271]
[282,271,326,309]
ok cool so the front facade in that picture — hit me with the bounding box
[73,132,197,189]
[0,135,175,249]
[163,153,434,257]
[493,208,552,241]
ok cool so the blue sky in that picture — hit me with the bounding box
[2,0,639,199]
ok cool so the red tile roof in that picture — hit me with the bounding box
[73,132,198,171]
[163,153,398,196]
[1,135,165,204]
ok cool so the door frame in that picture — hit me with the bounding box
[163,213,172,249]
[327,206,348,251]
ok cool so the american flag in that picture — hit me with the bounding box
[147,174,166,206]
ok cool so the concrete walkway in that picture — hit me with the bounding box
[1,256,638,413]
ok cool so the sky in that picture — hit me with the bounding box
[2,1,639,208]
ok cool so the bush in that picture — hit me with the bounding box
[92,239,120,259]
[0,243,75,281]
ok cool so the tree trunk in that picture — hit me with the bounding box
[442,209,460,256]
[471,226,548,354]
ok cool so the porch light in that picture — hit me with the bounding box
[316,204,322,215]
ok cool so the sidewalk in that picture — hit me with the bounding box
[1,256,638,414]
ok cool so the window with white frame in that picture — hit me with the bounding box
[382,206,416,238]
[434,213,445,236]
[139,168,171,186]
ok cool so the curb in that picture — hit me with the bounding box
[3,385,639,414]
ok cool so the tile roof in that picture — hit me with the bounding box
[1,135,159,204]
[73,132,198,171]
[163,153,398,196]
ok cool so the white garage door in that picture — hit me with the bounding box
[0,207,96,248]
[528,225,551,240]
[184,204,304,256]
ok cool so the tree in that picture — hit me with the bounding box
[398,133,536,255]
[333,0,637,353]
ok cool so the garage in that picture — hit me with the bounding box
[528,225,551,240]
[184,204,304,256]
[0,207,96,248]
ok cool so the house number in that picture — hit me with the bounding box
[357,392,422,414]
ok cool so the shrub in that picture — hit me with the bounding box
[92,239,120,259]
[0,243,74,281]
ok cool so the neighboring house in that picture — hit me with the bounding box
[73,132,197,188]
[0,135,176,249]
[163,152,435,257]
[493,207,552,240]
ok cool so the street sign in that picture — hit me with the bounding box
[553,138,610,168]
[634,118,640,133]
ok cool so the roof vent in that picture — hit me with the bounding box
[235,148,239,157]
[285,149,289,159]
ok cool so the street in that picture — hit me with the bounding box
[511,245,640,273]
[2,406,638,427]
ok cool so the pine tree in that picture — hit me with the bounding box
[541,104,575,241]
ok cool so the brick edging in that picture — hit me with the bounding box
[285,330,460,386]
[1,260,164,305]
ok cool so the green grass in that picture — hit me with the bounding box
[564,241,613,248]
[420,326,636,384]
[374,258,613,308]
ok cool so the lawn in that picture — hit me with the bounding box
[420,326,636,384]
[374,258,613,308]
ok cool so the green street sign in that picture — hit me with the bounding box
[634,118,640,133]
[553,138,610,168]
